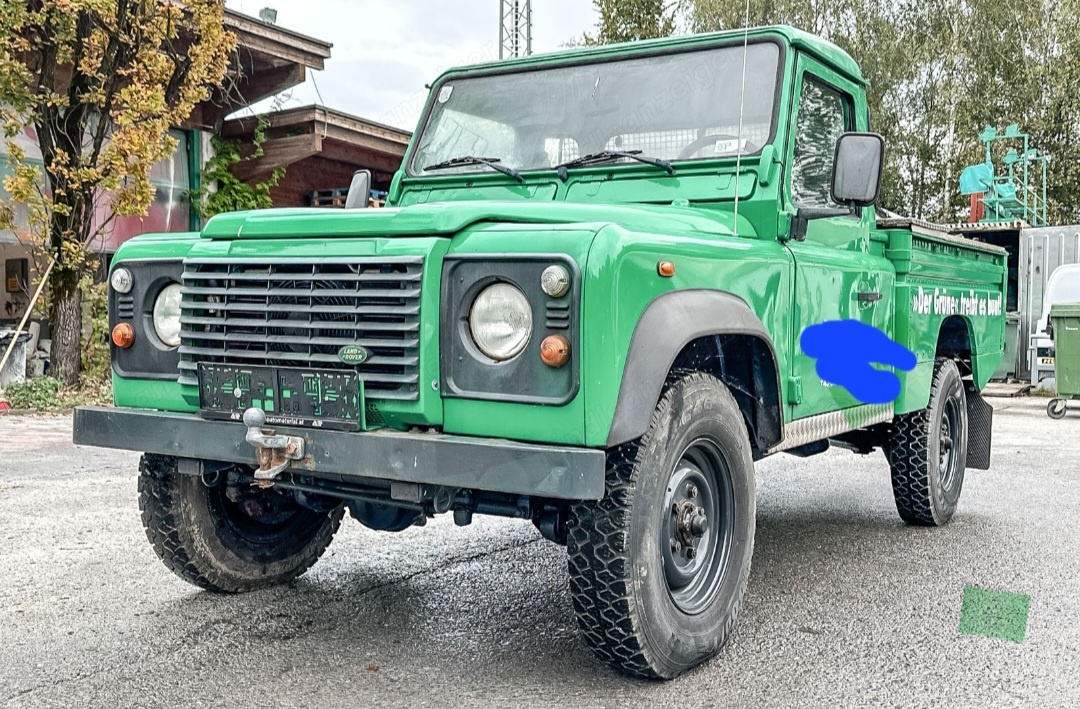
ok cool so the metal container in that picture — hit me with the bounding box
[1018,225,1080,379]
[1046,303,1080,418]
[0,330,30,386]
[992,313,1021,380]
[1050,304,1080,396]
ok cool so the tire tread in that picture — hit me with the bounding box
[567,372,751,679]
[888,358,962,526]
[137,454,341,593]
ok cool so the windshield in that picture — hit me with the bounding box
[408,42,782,177]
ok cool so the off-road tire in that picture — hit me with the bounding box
[567,373,756,680]
[888,358,968,526]
[138,454,343,592]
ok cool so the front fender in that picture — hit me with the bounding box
[605,289,783,449]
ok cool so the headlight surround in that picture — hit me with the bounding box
[468,282,533,361]
[152,283,182,348]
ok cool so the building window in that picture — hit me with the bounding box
[100,129,193,251]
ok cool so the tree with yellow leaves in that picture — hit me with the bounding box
[0,0,236,384]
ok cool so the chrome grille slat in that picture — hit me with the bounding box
[181,301,420,316]
[180,286,422,299]
[177,257,424,401]
[178,346,419,367]
[181,271,422,283]
[179,315,419,332]
[178,330,420,349]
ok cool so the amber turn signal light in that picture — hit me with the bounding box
[539,334,570,368]
[658,260,676,277]
[111,322,135,349]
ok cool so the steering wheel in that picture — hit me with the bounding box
[677,133,755,160]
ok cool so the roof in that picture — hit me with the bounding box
[437,25,865,87]
[182,11,333,130]
[226,104,411,141]
[224,9,332,70]
[220,104,412,181]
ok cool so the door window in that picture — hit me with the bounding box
[791,78,851,208]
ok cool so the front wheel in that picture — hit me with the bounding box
[888,358,968,526]
[1047,398,1068,420]
[567,373,755,680]
[138,454,343,592]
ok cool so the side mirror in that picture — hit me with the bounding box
[344,169,372,209]
[831,132,884,207]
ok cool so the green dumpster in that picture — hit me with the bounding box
[1046,303,1080,419]
[992,312,1020,380]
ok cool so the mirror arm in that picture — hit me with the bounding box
[788,206,852,241]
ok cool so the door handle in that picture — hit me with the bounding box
[857,291,882,303]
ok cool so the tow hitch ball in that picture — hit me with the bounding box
[243,408,305,486]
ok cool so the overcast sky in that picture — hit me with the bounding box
[225,0,598,130]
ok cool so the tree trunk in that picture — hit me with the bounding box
[49,270,82,386]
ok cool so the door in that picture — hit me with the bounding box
[784,55,894,419]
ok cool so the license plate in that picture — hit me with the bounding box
[1040,357,1055,366]
[198,364,364,431]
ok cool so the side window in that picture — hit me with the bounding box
[791,77,851,208]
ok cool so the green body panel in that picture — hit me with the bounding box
[111,231,201,261]
[579,224,794,445]
[782,53,896,418]
[108,25,1006,454]
[888,230,1007,413]
[113,372,196,411]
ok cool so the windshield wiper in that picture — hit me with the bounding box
[555,150,674,181]
[424,155,523,183]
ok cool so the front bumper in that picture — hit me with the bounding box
[72,407,606,501]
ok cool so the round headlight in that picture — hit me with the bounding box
[152,283,183,348]
[469,283,532,361]
[541,264,570,297]
[110,267,133,294]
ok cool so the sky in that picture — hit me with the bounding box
[225,0,599,130]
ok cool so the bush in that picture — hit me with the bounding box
[80,280,111,385]
[3,376,63,411]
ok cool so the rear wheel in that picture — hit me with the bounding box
[138,454,343,592]
[888,358,968,526]
[1047,398,1068,420]
[567,373,755,679]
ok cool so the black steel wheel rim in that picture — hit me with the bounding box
[939,396,961,491]
[208,483,305,545]
[661,438,735,615]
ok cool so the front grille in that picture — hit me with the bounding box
[178,256,423,401]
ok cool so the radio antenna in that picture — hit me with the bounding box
[732,0,752,236]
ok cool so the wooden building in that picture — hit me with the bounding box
[219,105,412,207]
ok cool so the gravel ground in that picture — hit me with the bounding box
[0,396,1077,708]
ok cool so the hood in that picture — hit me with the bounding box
[200,201,755,241]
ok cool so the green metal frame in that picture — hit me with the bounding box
[959,124,1049,227]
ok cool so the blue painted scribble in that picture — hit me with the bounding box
[800,320,917,405]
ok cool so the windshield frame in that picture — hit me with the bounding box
[404,36,788,179]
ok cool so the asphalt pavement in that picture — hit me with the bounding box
[1,396,1078,708]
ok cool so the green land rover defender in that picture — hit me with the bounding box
[74,26,1007,679]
